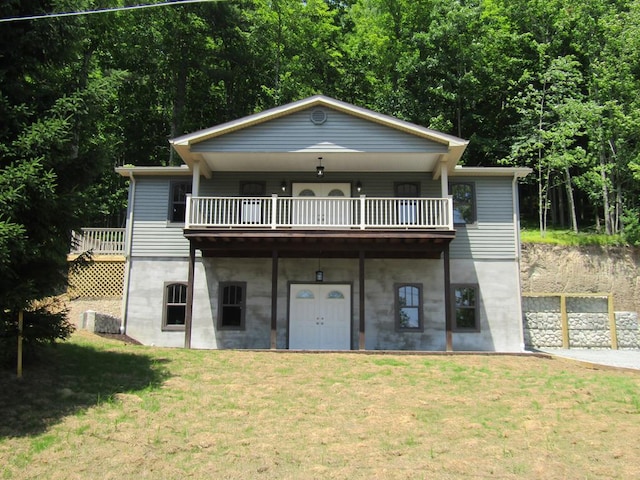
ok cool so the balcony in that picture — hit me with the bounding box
[186,195,453,231]
[70,228,126,256]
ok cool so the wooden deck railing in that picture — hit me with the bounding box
[186,195,453,230]
[70,228,126,255]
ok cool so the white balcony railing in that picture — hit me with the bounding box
[70,228,126,255]
[186,195,453,230]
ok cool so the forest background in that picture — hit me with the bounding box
[1,0,639,323]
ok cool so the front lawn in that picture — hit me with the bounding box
[1,332,639,479]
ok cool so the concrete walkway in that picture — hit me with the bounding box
[536,348,640,371]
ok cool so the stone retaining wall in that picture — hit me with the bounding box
[523,294,639,350]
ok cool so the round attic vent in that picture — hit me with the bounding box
[310,108,327,125]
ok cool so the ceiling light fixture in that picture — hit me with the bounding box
[316,157,325,178]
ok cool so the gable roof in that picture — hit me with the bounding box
[171,95,467,146]
[169,95,469,177]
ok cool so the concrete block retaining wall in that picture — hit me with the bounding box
[81,310,122,334]
[523,294,639,350]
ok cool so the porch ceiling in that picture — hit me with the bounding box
[194,151,444,174]
[184,229,455,259]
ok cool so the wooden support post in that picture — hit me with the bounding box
[271,250,278,349]
[608,294,618,350]
[560,294,569,349]
[444,245,452,352]
[184,242,196,349]
[359,250,365,350]
[17,310,23,379]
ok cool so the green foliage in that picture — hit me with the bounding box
[0,297,75,367]
[520,227,626,247]
[621,209,640,247]
[0,1,127,360]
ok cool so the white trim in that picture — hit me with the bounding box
[452,166,532,177]
[120,171,136,334]
[115,165,191,177]
[513,173,526,352]
[192,160,201,197]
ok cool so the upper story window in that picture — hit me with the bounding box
[450,182,476,225]
[169,181,192,223]
[395,283,423,331]
[163,282,187,331]
[218,282,247,330]
[240,182,266,196]
[395,182,420,198]
[452,284,480,332]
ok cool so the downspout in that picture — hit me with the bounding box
[513,173,525,352]
[120,171,136,334]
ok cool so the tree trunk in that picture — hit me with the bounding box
[564,166,578,233]
[600,151,612,235]
[542,165,551,234]
[537,77,547,236]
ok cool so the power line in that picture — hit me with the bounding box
[0,0,220,23]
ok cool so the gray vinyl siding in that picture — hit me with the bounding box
[200,172,444,198]
[128,173,517,260]
[200,172,448,198]
[130,177,190,257]
[449,177,517,260]
[192,108,448,154]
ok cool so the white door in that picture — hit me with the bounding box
[291,183,351,226]
[289,284,351,350]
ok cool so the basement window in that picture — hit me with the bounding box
[395,283,423,332]
[163,282,187,331]
[452,284,480,332]
[218,282,247,330]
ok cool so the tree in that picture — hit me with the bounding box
[0,0,126,362]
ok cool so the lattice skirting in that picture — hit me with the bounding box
[68,257,125,298]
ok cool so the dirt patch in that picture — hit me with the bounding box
[521,243,640,313]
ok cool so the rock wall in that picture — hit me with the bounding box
[520,243,640,314]
[522,294,639,350]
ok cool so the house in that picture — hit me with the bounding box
[116,95,531,352]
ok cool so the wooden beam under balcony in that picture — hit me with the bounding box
[184,228,455,259]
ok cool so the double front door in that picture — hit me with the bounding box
[291,183,352,226]
[289,283,351,350]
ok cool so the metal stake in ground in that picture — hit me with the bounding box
[17,310,23,379]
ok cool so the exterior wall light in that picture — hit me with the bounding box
[315,270,324,282]
[356,181,362,193]
[281,181,287,192]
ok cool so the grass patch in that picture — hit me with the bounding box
[521,226,626,246]
[1,331,639,479]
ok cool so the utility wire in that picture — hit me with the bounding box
[0,0,219,23]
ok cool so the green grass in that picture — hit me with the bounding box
[1,332,639,479]
[521,226,626,246]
